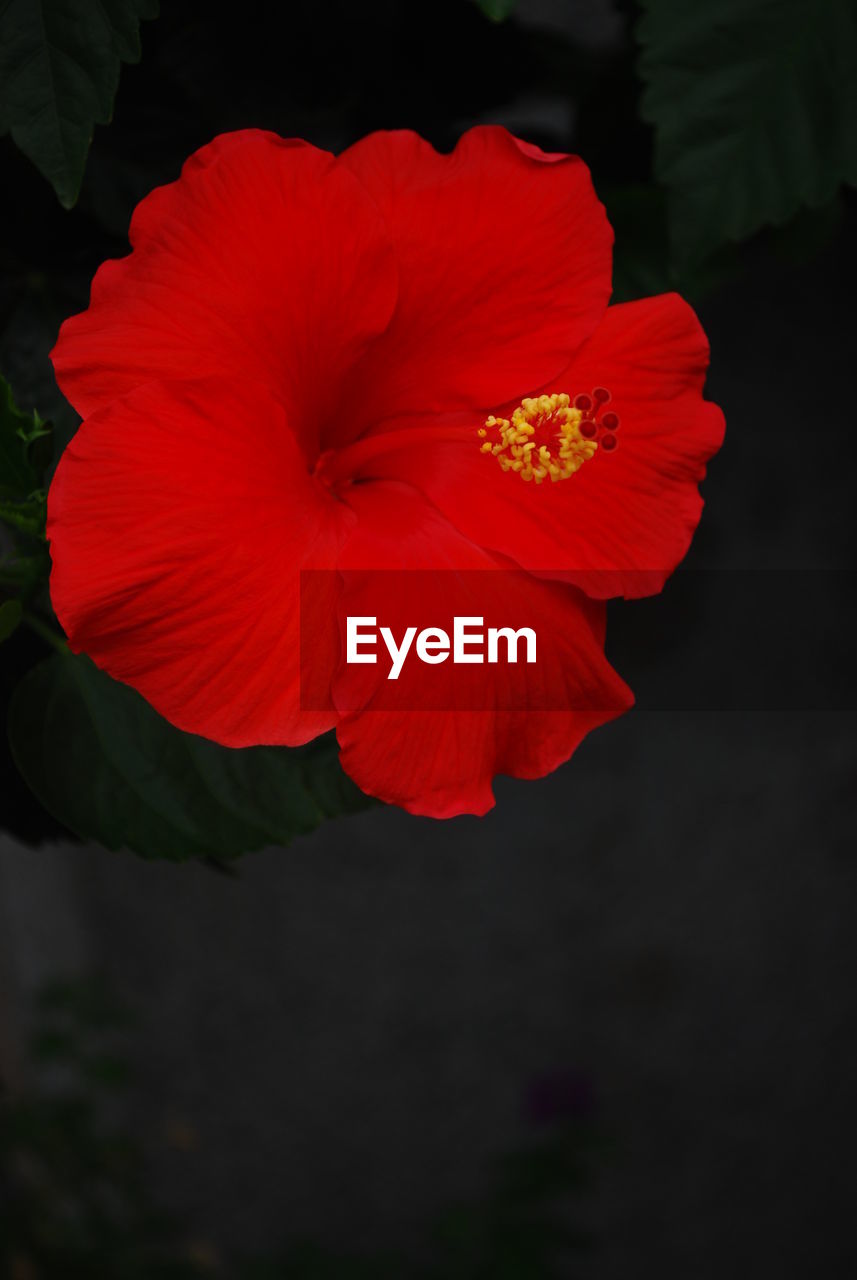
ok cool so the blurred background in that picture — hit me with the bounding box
[1,0,856,1275]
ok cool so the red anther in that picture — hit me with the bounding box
[579,418,597,439]
[574,394,592,412]
[600,431,617,451]
[601,411,619,430]
[592,387,611,405]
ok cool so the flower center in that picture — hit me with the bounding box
[477,389,619,484]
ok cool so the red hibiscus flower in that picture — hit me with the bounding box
[47,127,724,818]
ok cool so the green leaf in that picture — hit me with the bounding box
[0,0,159,208]
[637,0,857,265]
[0,494,47,537]
[604,183,744,305]
[0,377,51,598]
[0,279,84,467]
[604,185,674,304]
[0,549,51,594]
[475,0,517,21]
[0,599,23,643]
[8,651,374,859]
[0,374,46,505]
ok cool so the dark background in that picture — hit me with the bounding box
[1,1,856,1276]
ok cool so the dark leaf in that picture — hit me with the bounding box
[0,374,46,506]
[0,281,84,467]
[0,0,159,207]
[604,184,674,304]
[8,651,374,859]
[0,495,47,537]
[0,598,23,643]
[475,0,518,21]
[604,183,743,304]
[637,0,857,265]
[0,548,51,594]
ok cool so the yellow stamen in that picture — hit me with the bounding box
[477,392,597,485]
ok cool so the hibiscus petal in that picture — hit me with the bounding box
[48,378,352,747]
[353,294,725,598]
[334,127,612,442]
[331,481,633,816]
[51,130,398,460]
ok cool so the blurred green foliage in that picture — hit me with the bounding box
[0,978,198,1278]
[1,979,602,1278]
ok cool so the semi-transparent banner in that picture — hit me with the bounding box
[300,569,857,713]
